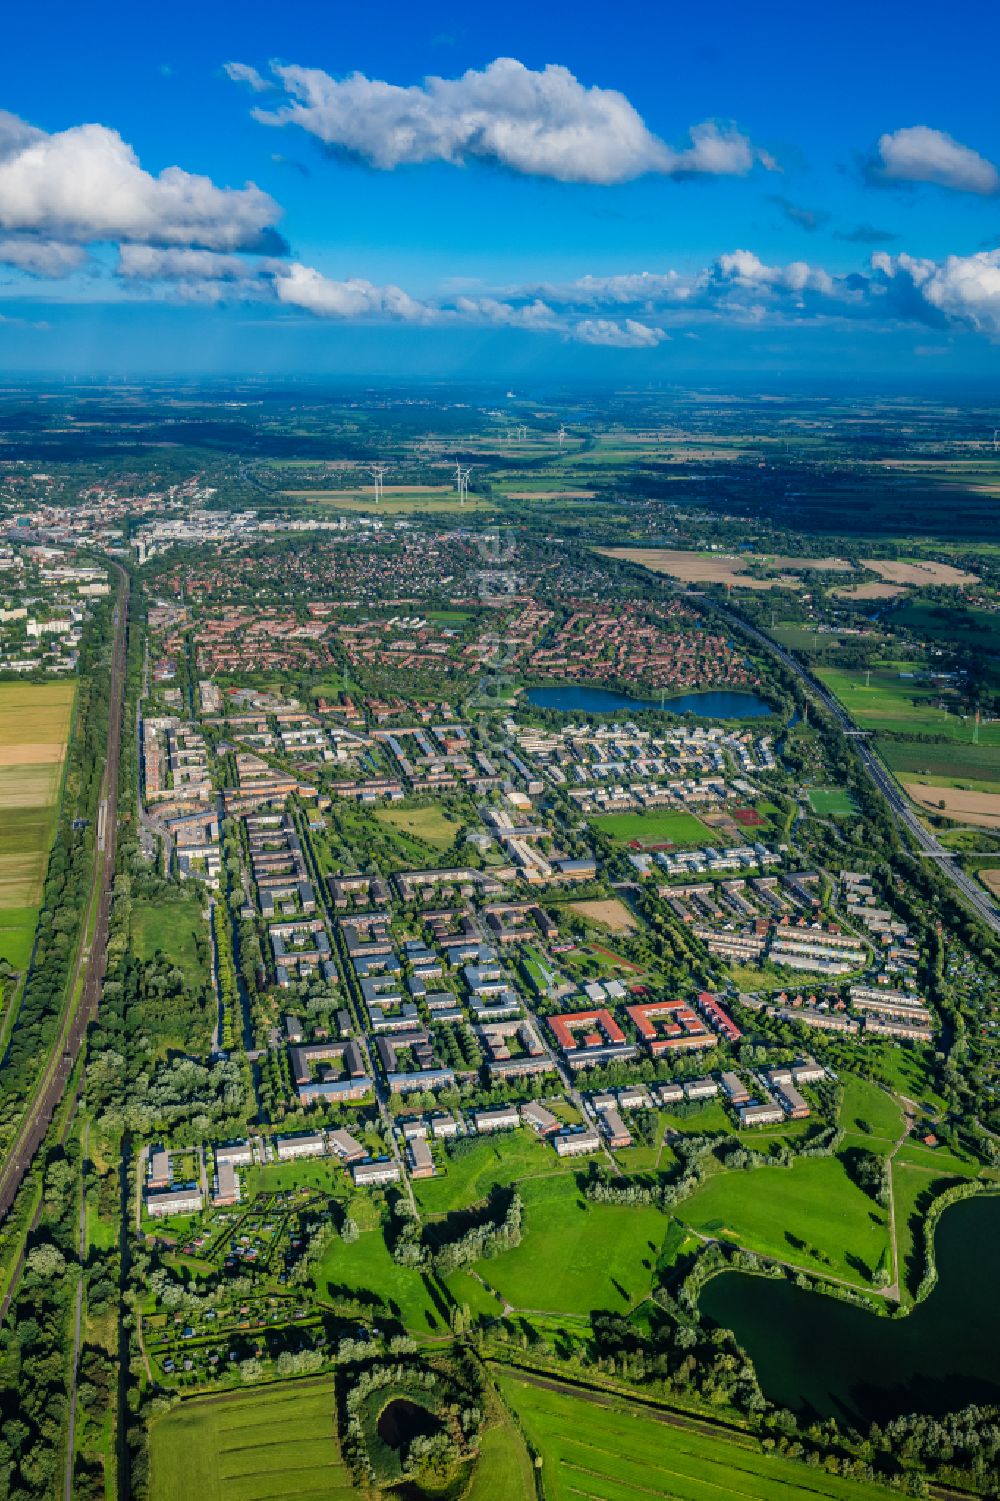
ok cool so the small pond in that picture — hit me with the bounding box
[377,1397,440,1451]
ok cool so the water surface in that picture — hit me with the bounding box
[525,685,772,718]
[700,1193,1000,1424]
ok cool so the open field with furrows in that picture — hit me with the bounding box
[0,682,75,967]
[817,665,1000,742]
[903,781,1000,829]
[495,1369,894,1501]
[863,558,979,587]
[596,547,804,589]
[592,809,719,847]
[831,582,907,601]
[148,1379,353,1501]
[568,897,637,933]
[979,868,1000,898]
[879,738,1000,781]
[680,1154,891,1288]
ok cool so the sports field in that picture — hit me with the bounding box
[495,1370,891,1501]
[148,1379,352,1501]
[807,787,859,817]
[593,809,717,847]
[0,681,75,968]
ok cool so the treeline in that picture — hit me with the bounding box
[390,1187,523,1272]
[0,596,114,1154]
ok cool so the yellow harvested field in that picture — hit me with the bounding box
[0,682,75,913]
[904,782,1000,829]
[597,548,802,589]
[863,559,979,587]
[831,582,907,601]
[569,898,637,934]
[504,490,596,500]
[980,869,1000,898]
[766,555,853,572]
[0,681,76,742]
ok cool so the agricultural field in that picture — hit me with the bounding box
[597,547,805,590]
[817,665,999,742]
[903,780,1000,829]
[283,487,490,514]
[149,1379,352,1501]
[680,1154,891,1288]
[0,681,75,968]
[495,1369,892,1501]
[593,809,718,847]
[880,737,1000,781]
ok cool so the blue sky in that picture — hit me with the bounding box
[1,0,999,376]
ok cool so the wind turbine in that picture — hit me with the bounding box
[370,464,385,504]
[455,464,472,504]
[557,424,567,448]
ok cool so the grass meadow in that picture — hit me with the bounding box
[817,666,999,743]
[495,1369,892,1501]
[680,1154,890,1288]
[148,1379,352,1501]
[593,809,718,847]
[0,681,75,968]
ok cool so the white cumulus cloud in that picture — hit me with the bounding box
[246,57,770,185]
[273,262,432,321]
[0,111,284,251]
[871,126,999,195]
[873,249,1000,335]
[0,237,88,277]
[574,317,667,347]
[223,61,272,94]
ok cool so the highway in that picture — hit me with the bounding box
[708,601,1000,939]
[0,562,130,1222]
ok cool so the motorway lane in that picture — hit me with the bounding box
[708,602,1000,939]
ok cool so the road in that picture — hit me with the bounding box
[707,601,1000,939]
[0,561,129,1222]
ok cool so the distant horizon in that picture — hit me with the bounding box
[0,0,998,377]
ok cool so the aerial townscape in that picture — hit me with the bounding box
[0,6,999,1501]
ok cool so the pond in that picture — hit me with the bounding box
[377,1397,439,1451]
[699,1193,1000,1425]
[524,685,773,718]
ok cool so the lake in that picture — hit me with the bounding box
[699,1193,1000,1425]
[525,685,773,718]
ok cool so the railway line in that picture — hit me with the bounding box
[0,561,129,1222]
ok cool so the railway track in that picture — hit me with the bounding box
[0,562,129,1223]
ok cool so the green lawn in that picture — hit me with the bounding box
[839,1076,904,1146]
[149,1379,353,1501]
[807,786,860,817]
[0,906,37,970]
[375,802,461,849]
[681,1154,890,1287]
[496,1369,893,1501]
[593,809,718,847]
[891,1148,979,1300]
[477,1174,665,1315]
[132,893,208,983]
[414,1132,559,1217]
[315,1222,448,1335]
